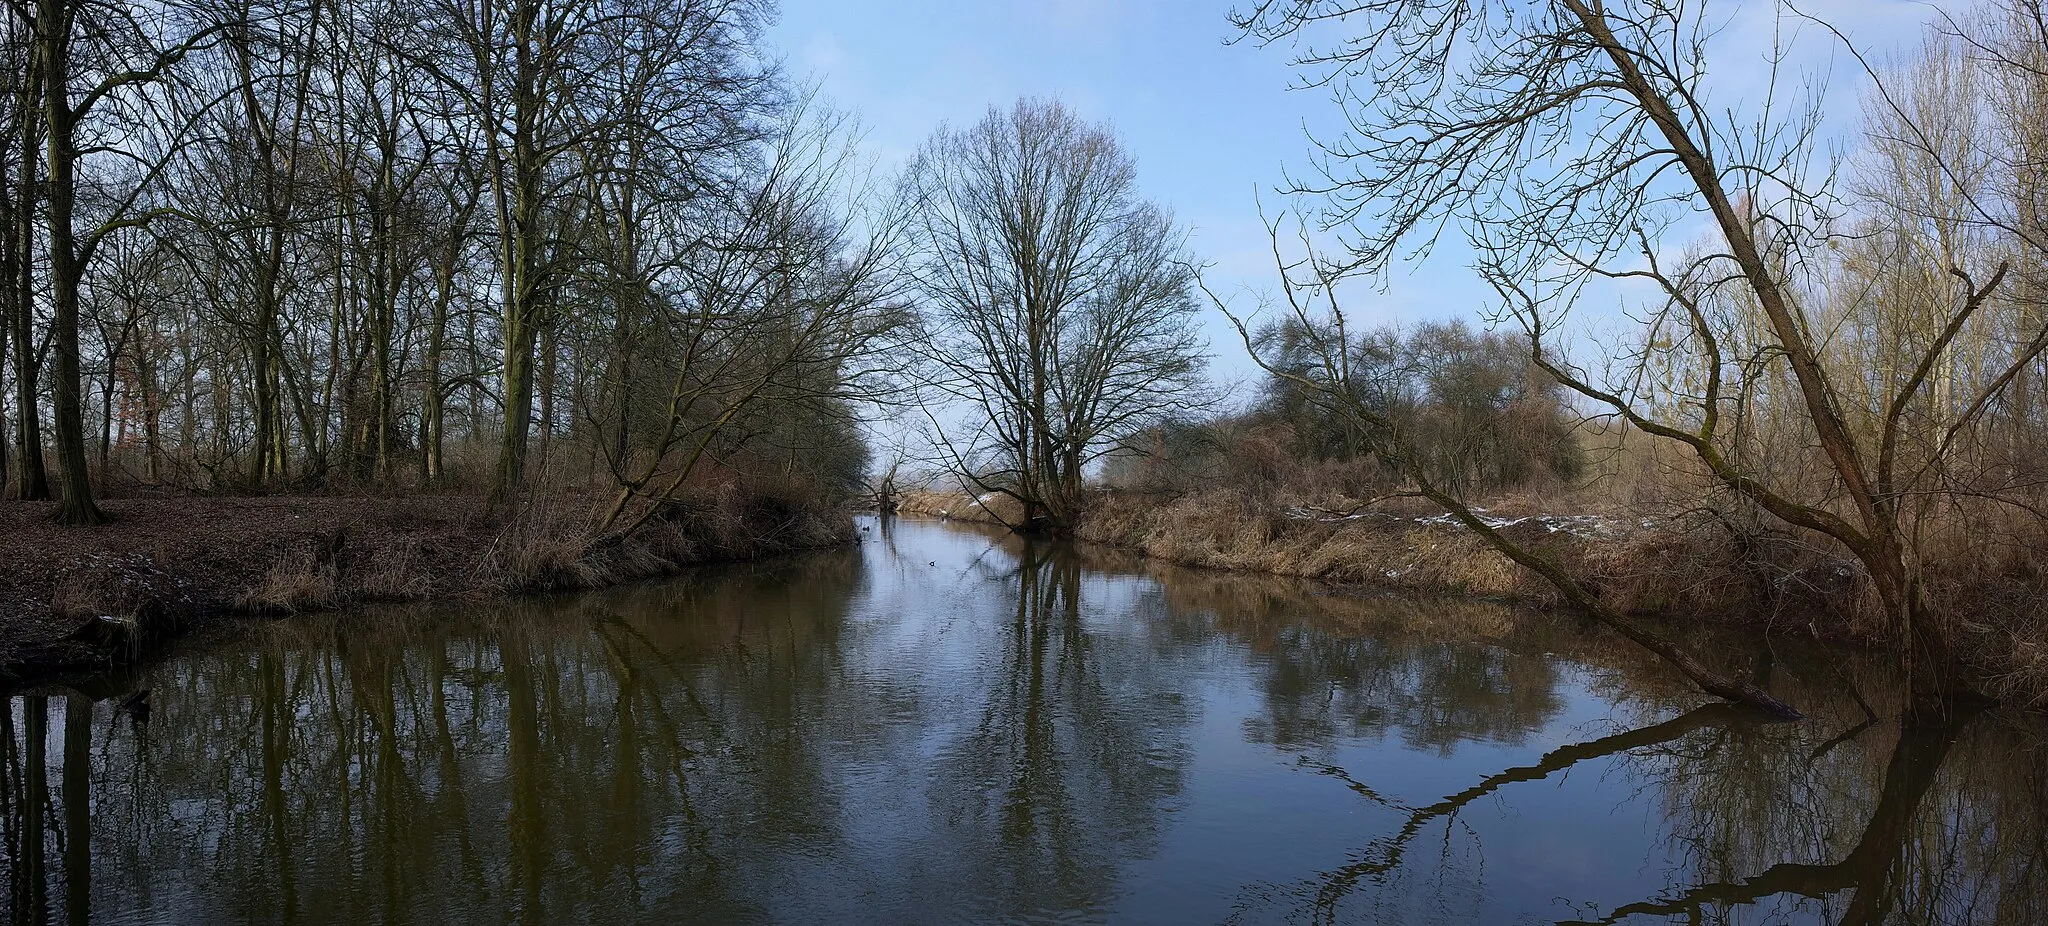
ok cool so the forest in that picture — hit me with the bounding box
[1,0,896,526]
[0,0,2045,717]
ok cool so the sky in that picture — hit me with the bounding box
[768,0,1966,399]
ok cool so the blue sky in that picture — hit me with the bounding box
[769,0,1960,397]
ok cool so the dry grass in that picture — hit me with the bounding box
[356,537,434,600]
[1072,481,2048,707]
[895,488,1023,526]
[1081,488,1875,622]
[1912,504,2048,708]
[37,552,190,662]
[0,485,854,687]
[238,555,340,614]
[48,554,175,620]
[474,482,852,594]
[1079,489,1541,598]
[476,499,616,592]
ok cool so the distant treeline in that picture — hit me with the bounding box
[1111,321,1583,500]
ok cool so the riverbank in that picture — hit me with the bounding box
[899,486,2048,707]
[899,485,1838,622]
[0,488,850,689]
[12,515,2040,924]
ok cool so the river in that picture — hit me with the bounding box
[3,516,2044,924]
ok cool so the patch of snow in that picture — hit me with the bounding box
[1279,504,1632,539]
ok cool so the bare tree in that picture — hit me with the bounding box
[24,0,232,523]
[592,98,910,537]
[438,0,585,503]
[409,0,782,507]
[1228,0,2048,704]
[0,5,44,500]
[1208,217,1802,717]
[0,0,884,517]
[1250,317,1583,496]
[193,0,325,487]
[901,98,1204,533]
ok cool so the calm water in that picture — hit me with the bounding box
[3,517,2045,925]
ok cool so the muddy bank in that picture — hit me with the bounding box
[0,490,851,689]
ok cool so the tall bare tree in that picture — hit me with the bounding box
[0,6,44,499]
[23,0,229,522]
[901,98,1204,533]
[1228,0,2048,704]
[593,98,909,536]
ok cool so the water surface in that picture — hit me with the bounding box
[3,517,2045,924]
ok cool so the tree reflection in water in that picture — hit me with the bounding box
[0,519,2043,925]
[2,554,874,925]
[923,539,1192,919]
[1162,568,2048,925]
[1554,702,1983,925]
[0,525,1200,924]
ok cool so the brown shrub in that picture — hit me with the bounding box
[355,537,435,601]
[238,553,339,614]
[474,482,851,595]
[475,498,614,593]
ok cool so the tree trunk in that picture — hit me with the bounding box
[536,316,556,468]
[40,0,105,524]
[488,16,545,507]
[493,297,538,504]
[0,287,8,494]
[140,350,160,482]
[97,341,115,467]
[421,263,452,485]
[7,65,49,501]
[367,118,399,482]
[248,301,279,485]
